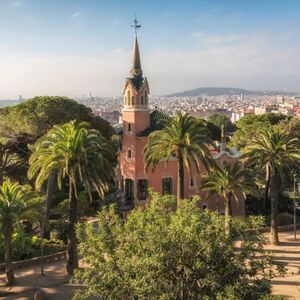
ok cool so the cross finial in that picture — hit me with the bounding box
[131,15,141,34]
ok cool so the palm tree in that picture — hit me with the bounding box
[28,121,115,275]
[202,161,256,236]
[0,179,42,285]
[242,128,300,245]
[144,112,213,207]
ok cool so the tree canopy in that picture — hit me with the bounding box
[242,128,300,245]
[230,113,288,149]
[0,96,113,141]
[28,120,116,274]
[0,96,114,184]
[74,193,285,300]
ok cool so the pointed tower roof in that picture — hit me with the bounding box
[129,33,143,88]
[132,34,141,70]
[127,17,144,90]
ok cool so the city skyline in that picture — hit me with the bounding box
[0,0,300,98]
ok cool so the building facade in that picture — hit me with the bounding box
[117,31,245,216]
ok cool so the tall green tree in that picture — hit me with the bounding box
[144,112,212,207]
[0,180,42,285]
[243,128,300,245]
[202,161,256,235]
[28,121,115,275]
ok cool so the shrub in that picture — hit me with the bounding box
[0,232,65,262]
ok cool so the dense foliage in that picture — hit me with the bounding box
[0,233,64,262]
[74,193,285,300]
[230,113,288,149]
[28,121,116,274]
[0,96,113,139]
[0,96,114,184]
[0,179,43,284]
[0,96,117,285]
[243,128,300,245]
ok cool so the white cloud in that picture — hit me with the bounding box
[70,11,81,19]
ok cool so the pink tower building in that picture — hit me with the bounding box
[117,23,245,216]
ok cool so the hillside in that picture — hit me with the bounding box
[167,87,297,97]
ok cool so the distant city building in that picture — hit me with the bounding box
[231,111,244,123]
[96,110,121,125]
[254,105,277,115]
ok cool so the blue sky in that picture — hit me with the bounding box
[0,0,299,98]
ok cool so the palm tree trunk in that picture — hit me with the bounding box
[0,148,3,186]
[4,223,15,286]
[264,163,271,211]
[177,151,184,208]
[66,176,78,275]
[44,170,55,239]
[224,194,232,236]
[270,171,280,245]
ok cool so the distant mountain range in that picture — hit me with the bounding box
[167,87,298,97]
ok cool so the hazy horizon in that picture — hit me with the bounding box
[0,0,299,99]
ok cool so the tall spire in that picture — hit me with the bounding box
[132,34,141,71]
[123,16,150,111]
[129,16,143,88]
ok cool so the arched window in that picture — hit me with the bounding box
[127,90,130,106]
[132,96,135,105]
[124,96,127,106]
[141,96,144,105]
[145,91,148,105]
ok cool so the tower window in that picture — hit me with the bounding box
[162,177,173,195]
[127,149,132,159]
[145,91,148,105]
[137,179,148,200]
[127,123,132,133]
[127,91,130,105]
[190,177,195,187]
[141,96,144,105]
[132,96,135,105]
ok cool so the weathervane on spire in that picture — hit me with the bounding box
[131,15,141,34]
